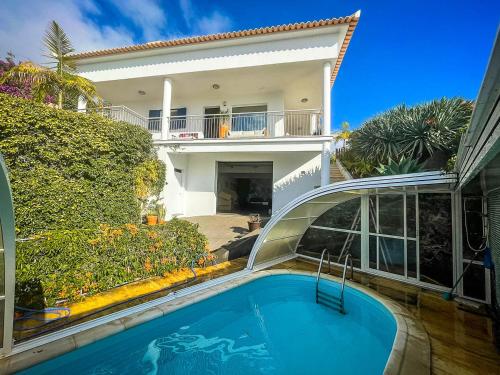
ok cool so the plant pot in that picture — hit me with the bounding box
[248,221,261,232]
[146,215,158,225]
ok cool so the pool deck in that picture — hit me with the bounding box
[1,257,499,374]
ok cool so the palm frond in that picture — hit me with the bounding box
[43,21,76,73]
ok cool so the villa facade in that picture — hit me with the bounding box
[73,13,360,218]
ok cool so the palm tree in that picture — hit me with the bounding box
[0,21,99,109]
[335,121,351,148]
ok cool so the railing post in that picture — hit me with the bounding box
[161,78,172,140]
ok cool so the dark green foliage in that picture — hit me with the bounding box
[16,220,208,307]
[350,98,472,163]
[376,156,424,176]
[336,148,376,178]
[341,98,472,176]
[0,93,165,236]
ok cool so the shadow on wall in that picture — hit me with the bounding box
[273,166,321,209]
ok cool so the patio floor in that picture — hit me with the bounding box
[184,214,252,251]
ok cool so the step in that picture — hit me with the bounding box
[317,291,341,304]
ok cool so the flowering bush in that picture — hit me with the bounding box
[16,220,209,308]
[0,53,34,99]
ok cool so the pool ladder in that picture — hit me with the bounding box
[315,249,353,314]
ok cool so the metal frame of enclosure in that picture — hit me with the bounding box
[246,172,460,293]
[0,155,16,355]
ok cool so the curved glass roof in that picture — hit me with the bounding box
[246,171,457,270]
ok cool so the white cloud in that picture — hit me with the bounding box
[0,0,234,64]
[108,0,167,41]
[179,0,194,26]
[195,11,233,35]
[178,0,233,35]
[0,0,135,63]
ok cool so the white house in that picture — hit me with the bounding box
[74,12,360,219]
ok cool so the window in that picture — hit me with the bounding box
[148,108,187,131]
[231,105,267,132]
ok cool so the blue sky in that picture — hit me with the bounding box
[1,0,499,130]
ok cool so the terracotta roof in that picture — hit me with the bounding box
[330,11,360,86]
[73,11,360,86]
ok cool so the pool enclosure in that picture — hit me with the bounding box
[0,155,15,356]
[247,171,467,292]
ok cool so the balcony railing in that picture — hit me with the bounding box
[85,106,323,139]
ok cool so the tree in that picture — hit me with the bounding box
[0,21,100,109]
[335,121,351,148]
[349,98,472,166]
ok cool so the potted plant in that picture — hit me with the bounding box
[248,214,262,232]
[146,201,158,225]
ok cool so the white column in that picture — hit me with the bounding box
[321,141,331,186]
[322,61,332,136]
[77,96,87,113]
[161,78,172,140]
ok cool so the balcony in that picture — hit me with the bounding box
[86,106,324,140]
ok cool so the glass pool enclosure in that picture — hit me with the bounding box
[247,171,486,299]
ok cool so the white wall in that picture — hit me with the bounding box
[160,150,322,218]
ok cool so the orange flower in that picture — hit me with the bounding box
[144,258,153,272]
[147,231,158,239]
[88,238,100,246]
[124,223,138,236]
[110,229,123,238]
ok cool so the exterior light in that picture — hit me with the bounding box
[301,98,308,103]
[138,90,146,95]
[212,83,220,90]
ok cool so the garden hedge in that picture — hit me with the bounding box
[16,220,209,308]
[0,93,165,236]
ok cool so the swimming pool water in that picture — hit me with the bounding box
[20,274,397,374]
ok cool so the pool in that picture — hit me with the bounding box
[19,274,397,374]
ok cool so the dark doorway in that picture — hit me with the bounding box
[217,162,273,215]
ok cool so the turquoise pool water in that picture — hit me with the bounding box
[20,274,396,374]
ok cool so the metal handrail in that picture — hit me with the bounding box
[340,253,354,314]
[315,248,331,303]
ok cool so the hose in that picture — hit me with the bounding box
[14,306,71,331]
[15,264,198,341]
[443,198,487,300]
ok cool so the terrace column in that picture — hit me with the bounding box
[322,61,331,136]
[161,78,172,140]
[321,142,331,186]
[321,61,332,186]
[77,96,87,113]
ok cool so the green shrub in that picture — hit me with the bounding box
[16,219,208,308]
[376,156,424,175]
[349,98,473,166]
[338,148,376,178]
[0,93,165,236]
